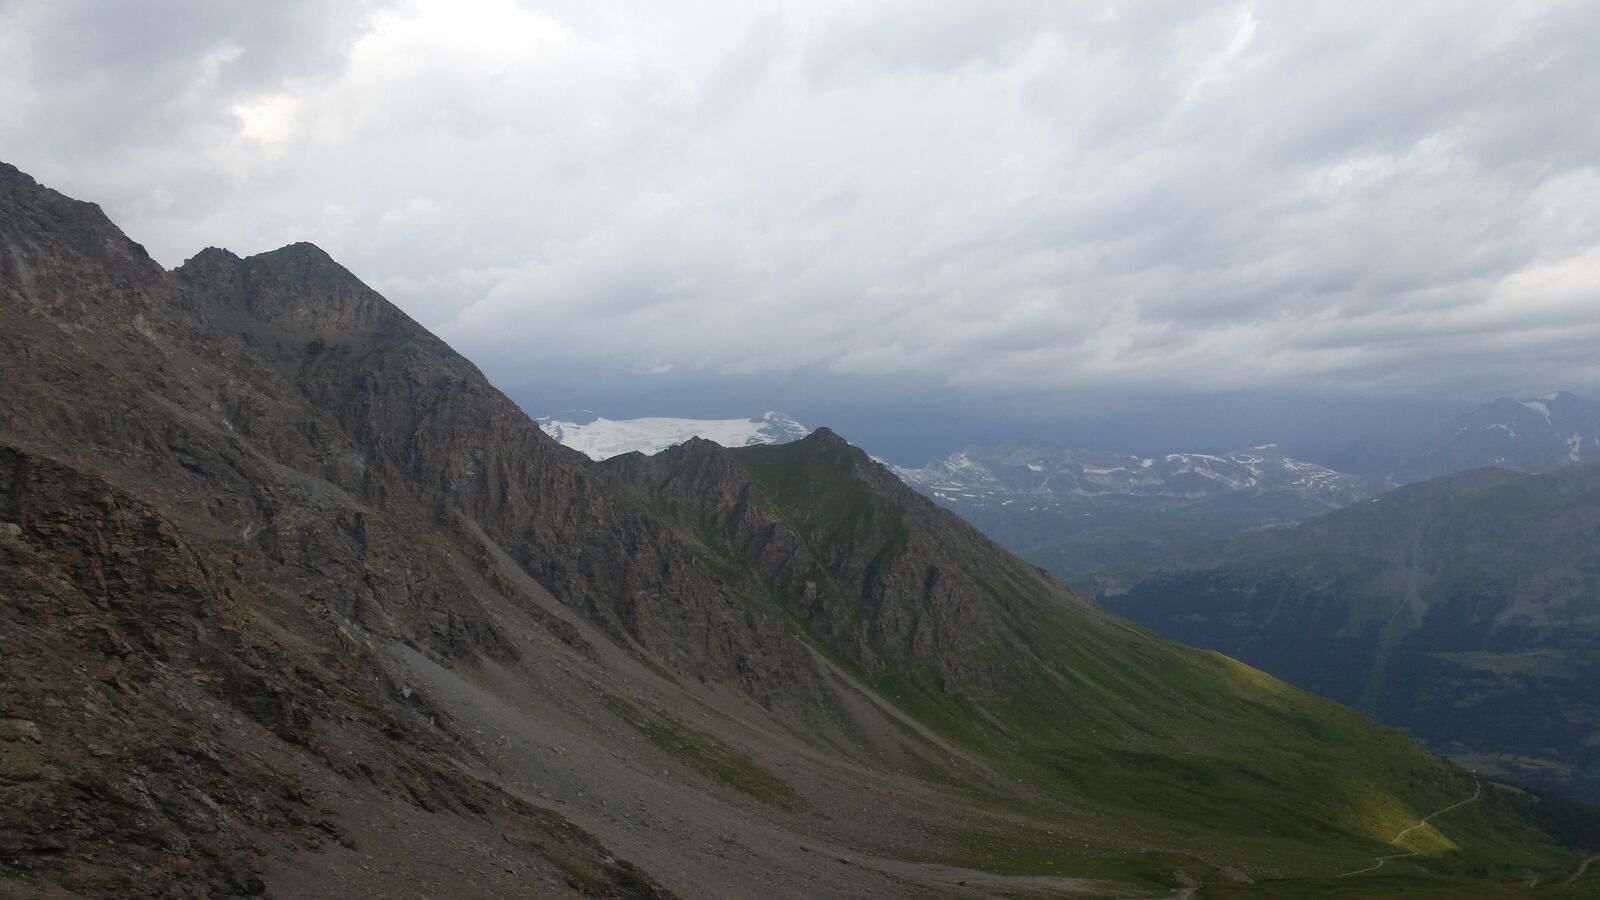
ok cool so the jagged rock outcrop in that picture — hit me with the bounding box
[169,243,811,692]
[603,432,1108,692]
[0,161,699,897]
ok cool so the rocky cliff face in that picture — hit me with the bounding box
[603,432,1106,691]
[0,162,690,898]
[170,242,810,693]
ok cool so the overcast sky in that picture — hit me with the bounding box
[3,1,1598,461]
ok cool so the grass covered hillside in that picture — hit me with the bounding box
[1112,462,1600,806]
[602,432,1600,894]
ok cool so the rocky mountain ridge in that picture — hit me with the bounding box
[897,441,1371,507]
[600,431,1108,690]
[0,162,806,896]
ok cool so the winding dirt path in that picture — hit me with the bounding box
[1336,780,1481,878]
[1563,854,1600,886]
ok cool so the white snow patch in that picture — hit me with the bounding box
[538,411,808,460]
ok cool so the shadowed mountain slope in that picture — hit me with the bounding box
[1112,461,1600,805]
[3,161,1598,898]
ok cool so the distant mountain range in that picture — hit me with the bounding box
[536,410,808,459]
[894,443,1379,593]
[1108,460,1600,804]
[895,442,1370,507]
[1392,391,1600,482]
[889,393,1600,592]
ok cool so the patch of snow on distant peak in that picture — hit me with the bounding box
[537,411,809,460]
[1522,400,1551,420]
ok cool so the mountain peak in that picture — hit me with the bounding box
[182,245,241,264]
[799,425,847,446]
[248,241,362,285]
[672,434,726,454]
[175,241,360,288]
[174,238,421,349]
[266,240,336,259]
[0,160,162,287]
[1395,390,1600,479]
[0,159,37,187]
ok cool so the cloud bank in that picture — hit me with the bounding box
[4,0,1599,421]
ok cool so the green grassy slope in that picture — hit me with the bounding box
[610,433,1597,893]
[1110,462,1600,805]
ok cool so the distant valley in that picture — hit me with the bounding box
[893,392,1600,593]
[905,395,1600,807]
[895,443,1377,593]
[1109,461,1600,805]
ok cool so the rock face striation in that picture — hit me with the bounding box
[3,162,1597,898]
[602,432,1108,690]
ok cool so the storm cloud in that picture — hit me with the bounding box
[4,0,1598,456]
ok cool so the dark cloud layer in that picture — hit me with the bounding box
[3,1,1597,459]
